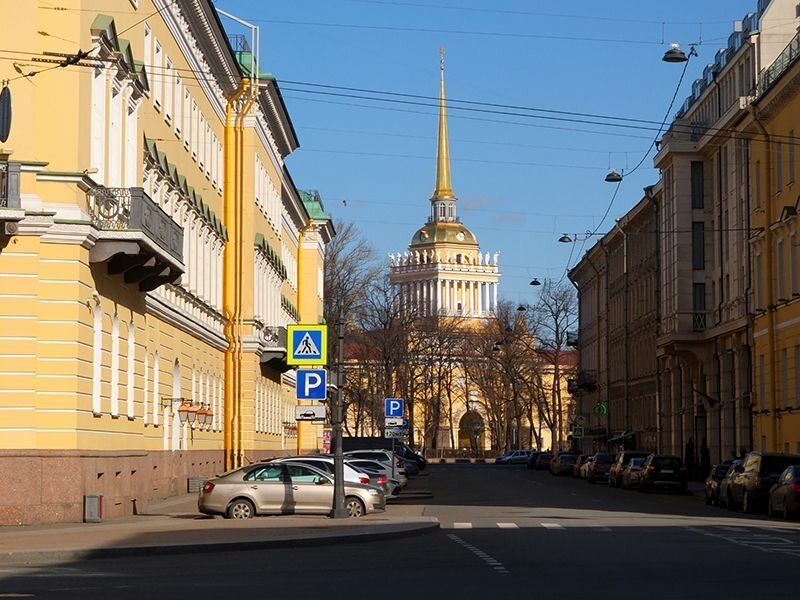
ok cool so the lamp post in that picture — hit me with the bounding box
[331,319,347,518]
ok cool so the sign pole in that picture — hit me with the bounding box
[331,319,347,518]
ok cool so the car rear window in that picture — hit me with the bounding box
[653,457,682,468]
[594,454,612,464]
[713,465,729,477]
[761,456,800,474]
[562,455,577,463]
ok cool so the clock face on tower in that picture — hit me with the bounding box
[456,231,465,241]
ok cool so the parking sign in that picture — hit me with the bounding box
[384,398,404,418]
[296,369,327,400]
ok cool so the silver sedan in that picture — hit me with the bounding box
[198,461,385,519]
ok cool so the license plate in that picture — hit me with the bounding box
[661,469,674,473]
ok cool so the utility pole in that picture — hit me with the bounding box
[331,319,347,518]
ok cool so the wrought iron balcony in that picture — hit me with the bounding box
[0,161,21,209]
[758,29,800,98]
[88,186,184,292]
[258,325,291,373]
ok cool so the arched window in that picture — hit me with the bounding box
[143,352,150,424]
[153,351,160,426]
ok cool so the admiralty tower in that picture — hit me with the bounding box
[389,51,500,317]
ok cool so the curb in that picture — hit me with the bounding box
[0,520,440,565]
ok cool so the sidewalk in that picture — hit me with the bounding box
[0,493,438,565]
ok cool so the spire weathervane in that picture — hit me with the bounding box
[432,47,454,201]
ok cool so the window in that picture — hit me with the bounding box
[245,465,283,482]
[759,354,766,410]
[111,314,120,416]
[792,234,798,296]
[782,348,789,408]
[692,222,705,269]
[183,90,190,146]
[791,130,796,184]
[795,346,800,408]
[693,283,706,330]
[164,58,173,122]
[778,239,786,300]
[755,160,761,208]
[144,25,151,74]
[92,305,103,415]
[691,161,704,208]
[153,41,162,109]
[153,351,160,426]
[756,253,763,309]
[127,323,135,419]
[174,75,182,135]
[777,141,783,193]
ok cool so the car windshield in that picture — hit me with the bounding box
[713,465,729,478]
[630,458,645,466]
[594,454,612,464]
[561,455,577,463]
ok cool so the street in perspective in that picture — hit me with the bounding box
[2,0,800,598]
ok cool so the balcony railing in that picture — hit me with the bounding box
[758,29,800,97]
[88,186,182,262]
[0,161,21,209]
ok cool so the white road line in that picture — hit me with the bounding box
[540,522,565,529]
[446,534,511,576]
[497,522,519,529]
[452,522,472,529]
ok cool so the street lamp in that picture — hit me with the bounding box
[558,234,572,244]
[662,43,696,63]
[604,168,623,183]
[530,278,541,286]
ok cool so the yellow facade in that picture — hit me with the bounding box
[748,37,800,455]
[0,0,332,524]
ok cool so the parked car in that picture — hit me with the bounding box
[573,454,591,478]
[550,453,578,475]
[526,451,542,470]
[340,438,427,471]
[579,455,595,479]
[344,450,401,479]
[639,454,687,493]
[532,452,553,471]
[198,461,385,519]
[768,465,800,519]
[608,451,650,488]
[621,457,646,489]
[267,455,372,485]
[496,449,531,465]
[727,452,800,513]
[586,452,613,483]
[346,458,407,489]
[718,459,744,509]
[704,463,733,506]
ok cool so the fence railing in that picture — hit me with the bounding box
[758,29,800,97]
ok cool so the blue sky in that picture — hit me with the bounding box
[215,0,758,303]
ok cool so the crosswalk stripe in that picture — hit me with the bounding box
[540,522,565,529]
[497,522,519,529]
[452,522,473,529]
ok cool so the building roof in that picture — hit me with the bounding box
[298,190,331,221]
[410,221,478,248]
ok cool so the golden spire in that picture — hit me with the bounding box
[432,47,454,200]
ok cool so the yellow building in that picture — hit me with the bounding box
[746,27,800,455]
[0,0,332,525]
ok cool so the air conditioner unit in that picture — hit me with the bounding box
[3,221,19,236]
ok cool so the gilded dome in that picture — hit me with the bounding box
[410,221,479,247]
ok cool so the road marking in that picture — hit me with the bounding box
[496,522,519,529]
[447,534,510,576]
[540,522,564,529]
[693,527,800,557]
[452,522,472,529]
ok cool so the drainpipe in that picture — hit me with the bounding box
[614,220,630,444]
[224,81,248,471]
[749,105,778,452]
[645,186,662,452]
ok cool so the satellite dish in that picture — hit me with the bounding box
[0,86,11,143]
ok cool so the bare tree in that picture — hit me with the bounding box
[525,280,578,451]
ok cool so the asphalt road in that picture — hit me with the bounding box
[2,464,799,599]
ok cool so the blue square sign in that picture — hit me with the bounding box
[385,398,404,418]
[297,369,327,400]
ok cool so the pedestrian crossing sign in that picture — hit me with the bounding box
[287,324,328,365]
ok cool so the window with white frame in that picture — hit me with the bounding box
[90,67,107,184]
[153,40,162,110]
[183,89,190,147]
[153,351,160,426]
[127,321,135,419]
[92,304,103,415]
[191,100,198,159]
[111,314,120,416]
[164,57,173,122]
[144,352,150,424]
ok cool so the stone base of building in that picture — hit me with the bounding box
[0,449,228,526]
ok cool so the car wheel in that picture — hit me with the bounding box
[726,491,735,511]
[705,492,712,506]
[345,496,366,518]
[226,498,255,520]
[782,499,790,521]
[742,492,752,514]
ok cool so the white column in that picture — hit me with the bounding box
[477,282,483,314]
[493,282,498,312]
[434,279,439,313]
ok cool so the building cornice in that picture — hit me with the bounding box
[145,291,227,351]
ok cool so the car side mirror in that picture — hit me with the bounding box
[315,477,330,485]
